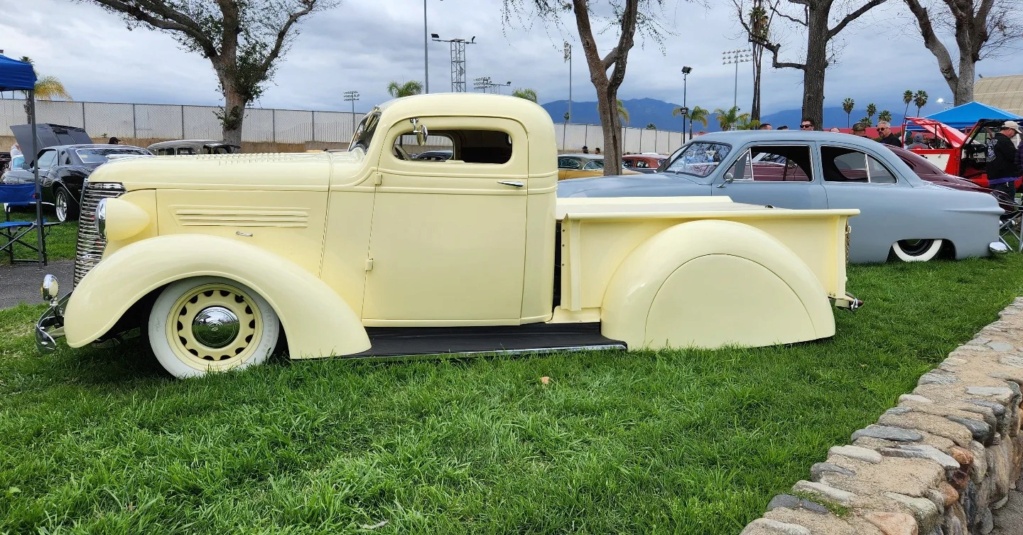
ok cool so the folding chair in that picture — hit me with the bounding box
[0,182,54,265]
[998,195,1023,253]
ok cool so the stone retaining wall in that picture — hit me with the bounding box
[741,299,1023,535]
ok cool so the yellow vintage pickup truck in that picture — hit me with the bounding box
[36,94,859,378]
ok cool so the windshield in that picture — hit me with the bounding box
[663,142,732,180]
[349,109,381,153]
[75,147,149,164]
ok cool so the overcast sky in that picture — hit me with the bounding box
[1,0,1019,116]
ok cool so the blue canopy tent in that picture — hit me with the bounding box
[0,54,46,264]
[924,101,1021,130]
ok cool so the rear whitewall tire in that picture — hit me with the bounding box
[148,277,280,379]
[892,239,944,262]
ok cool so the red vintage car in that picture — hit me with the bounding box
[904,116,1023,189]
[888,144,1013,212]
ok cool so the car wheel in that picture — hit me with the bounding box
[892,239,944,262]
[54,187,77,223]
[148,277,280,378]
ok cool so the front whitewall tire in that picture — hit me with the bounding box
[148,277,280,378]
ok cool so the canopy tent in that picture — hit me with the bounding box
[0,53,46,264]
[924,101,1021,130]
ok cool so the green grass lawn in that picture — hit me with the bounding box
[2,254,1023,533]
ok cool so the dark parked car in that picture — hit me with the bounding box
[412,149,453,161]
[0,151,9,173]
[147,139,241,155]
[2,141,150,222]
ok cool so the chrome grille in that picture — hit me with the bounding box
[74,182,125,287]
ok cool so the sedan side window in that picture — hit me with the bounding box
[728,146,812,182]
[822,146,897,184]
[36,150,57,170]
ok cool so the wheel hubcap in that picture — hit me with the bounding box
[191,306,240,348]
[898,239,933,255]
[56,193,67,221]
[168,284,261,363]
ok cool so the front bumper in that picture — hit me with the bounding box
[36,293,69,352]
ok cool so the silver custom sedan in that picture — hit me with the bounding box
[558,130,1004,263]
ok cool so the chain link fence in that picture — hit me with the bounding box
[0,98,684,154]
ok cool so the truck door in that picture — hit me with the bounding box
[362,117,528,323]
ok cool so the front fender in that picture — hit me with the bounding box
[601,219,835,350]
[65,234,371,358]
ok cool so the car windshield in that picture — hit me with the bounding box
[663,142,732,180]
[74,147,148,164]
[349,109,381,153]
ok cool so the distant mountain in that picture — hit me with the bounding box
[541,98,919,132]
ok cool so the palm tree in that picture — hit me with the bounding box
[902,90,914,119]
[616,99,629,125]
[511,88,537,102]
[18,56,72,123]
[865,103,877,125]
[879,110,892,123]
[18,56,72,100]
[386,81,423,98]
[842,98,855,128]
[713,105,750,131]
[687,106,710,136]
[913,90,928,116]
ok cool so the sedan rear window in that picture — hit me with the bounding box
[75,148,148,164]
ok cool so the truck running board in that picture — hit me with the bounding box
[352,322,626,358]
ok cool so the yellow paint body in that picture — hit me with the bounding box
[64,94,857,357]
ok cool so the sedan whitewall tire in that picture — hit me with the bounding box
[149,277,280,378]
[892,239,944,262]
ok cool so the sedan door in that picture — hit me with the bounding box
[711,144,828,209]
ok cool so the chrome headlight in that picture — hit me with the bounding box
[95,198,107,237]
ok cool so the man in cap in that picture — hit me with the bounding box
[986,120,1022,199]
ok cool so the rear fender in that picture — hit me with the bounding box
[65,234,370,358]
[601,220,834,349]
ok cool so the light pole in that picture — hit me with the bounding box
[681,66,692,141]
[432,34,476,92]
[564,42,572,124]
[475,77,511,94]
[343,90,359,133]
[722,48,752,110]
[424,0,429,93]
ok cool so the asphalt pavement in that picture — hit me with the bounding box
[0,259,73,309]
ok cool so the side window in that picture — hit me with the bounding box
[36,150,58,169]
[60,150,71,165]
[728,146,812,182]
[636,160,649,169]
[392,129,510,165]
[822,146,896,184]
[583,160,603,171]
[559,157,581,170]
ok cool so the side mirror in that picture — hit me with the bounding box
[409,118,429,146]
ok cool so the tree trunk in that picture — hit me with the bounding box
[801,2,831,129]
[595,82,622,176]
[213,59,247,146]
[954,60,975,106]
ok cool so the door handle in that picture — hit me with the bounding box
[498,181,524,188]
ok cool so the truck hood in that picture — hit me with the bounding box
[557,173,709,198]
[87,150,366,191]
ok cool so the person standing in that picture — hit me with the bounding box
[799,119,816,130]
[851,123,869,137]
[986,121,1023,200]
[875,121,901,147]
[9,141,23,170]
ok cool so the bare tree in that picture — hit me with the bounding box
[735,0,889,130]
[902,0,1022,106]
[84,0,337,145]
[501,0,672,176]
